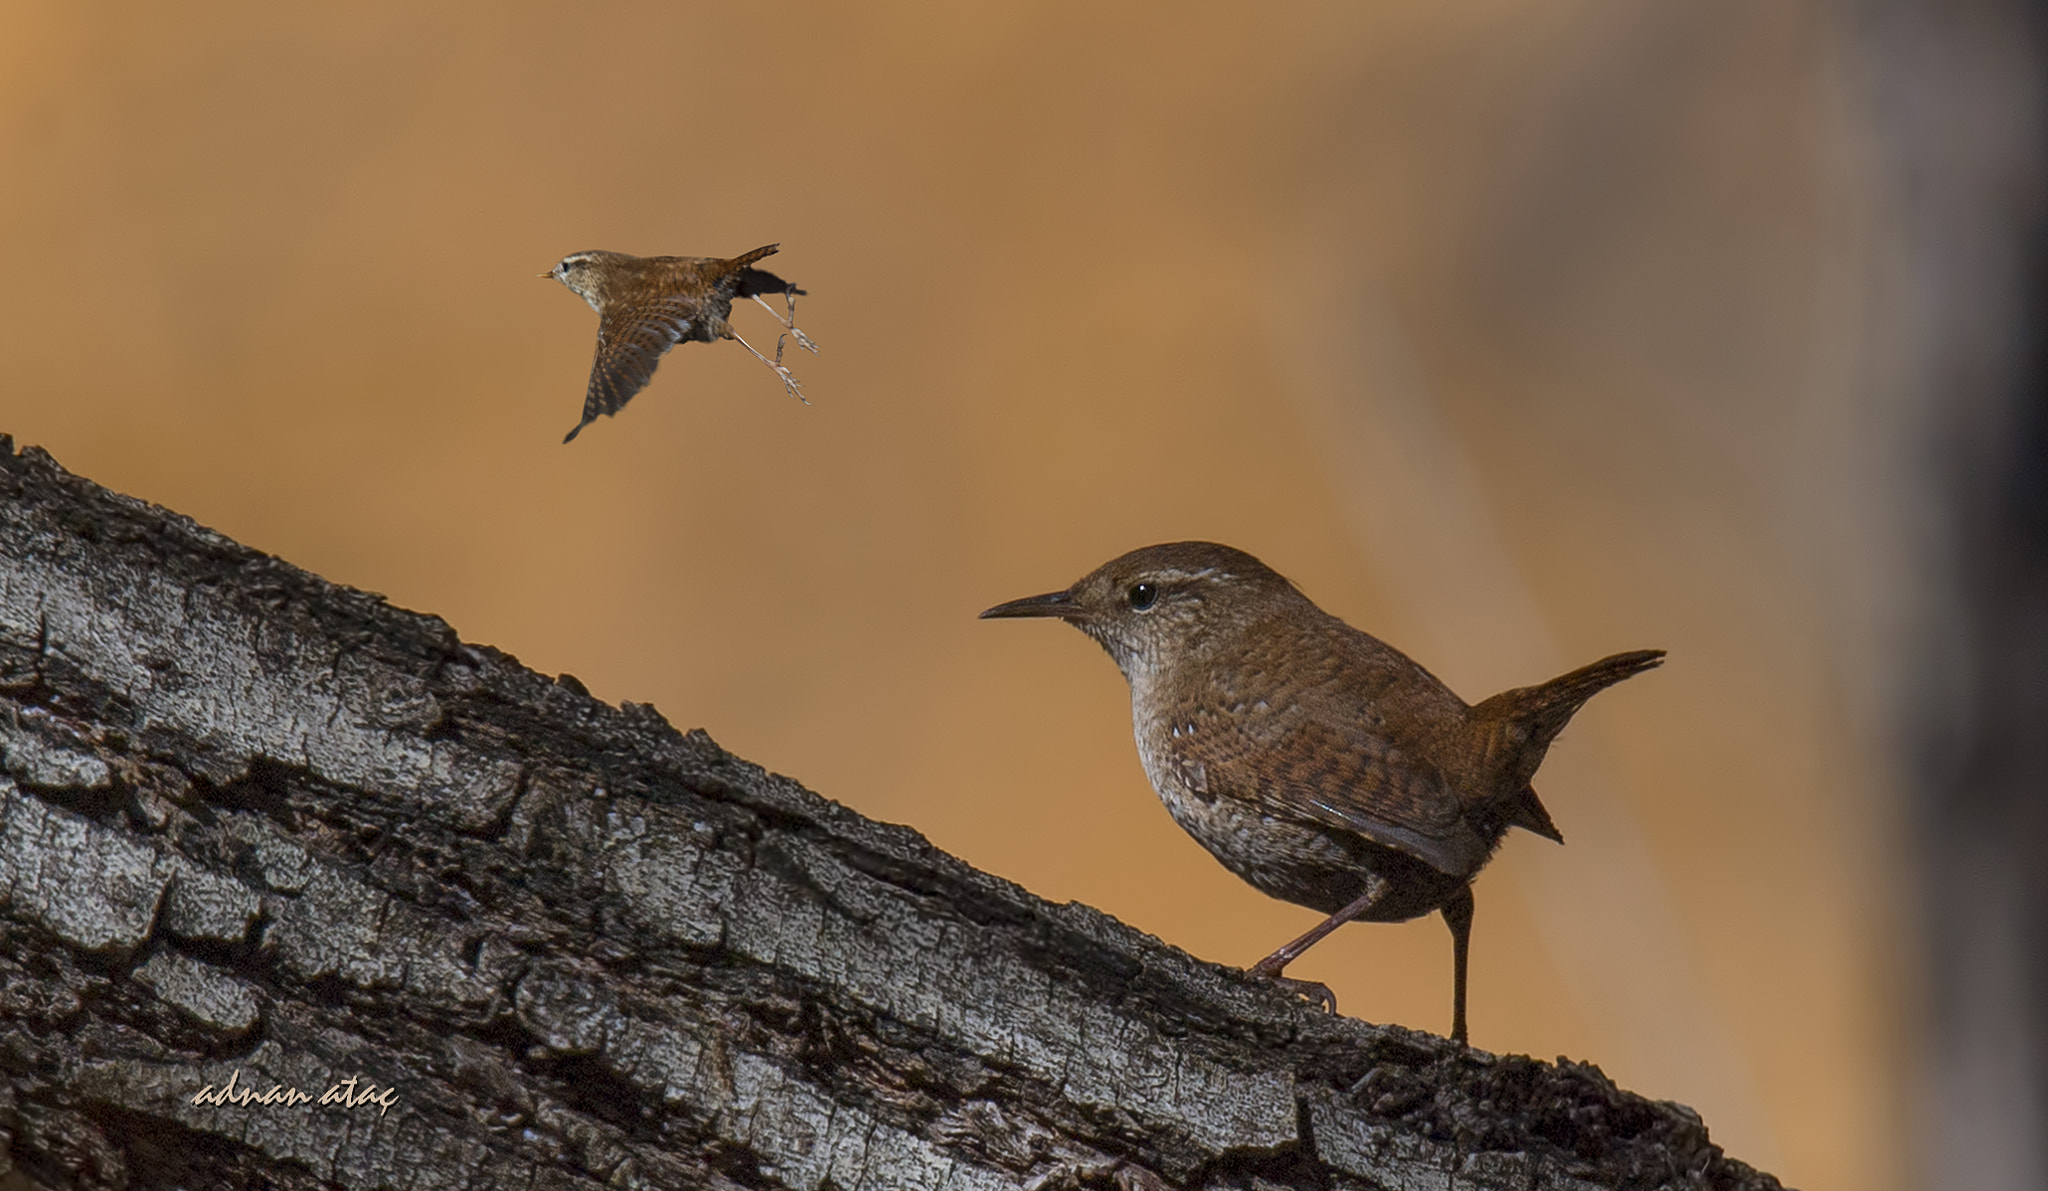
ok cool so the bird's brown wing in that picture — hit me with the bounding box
[1172,703,1486,877]
[563,297,702,443]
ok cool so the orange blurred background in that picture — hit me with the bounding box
[0,3,1975,1187]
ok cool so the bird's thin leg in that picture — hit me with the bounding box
[1245,873,1389,1013]
[750,292,819,354]
[727,329,810,405]
[1441,884,1474,1045]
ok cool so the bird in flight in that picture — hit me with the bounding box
[543,244,817,443]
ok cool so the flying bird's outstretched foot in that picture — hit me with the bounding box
[729,329,809,404]
[751,288,819,354]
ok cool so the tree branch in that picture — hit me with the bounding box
[0,439,1782,1190]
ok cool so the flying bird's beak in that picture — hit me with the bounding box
[538,271,554,278]
[979,590,1082,622]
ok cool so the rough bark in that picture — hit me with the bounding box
[0,438,1781,1191]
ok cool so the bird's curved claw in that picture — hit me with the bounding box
[729,329,810,405]
[1244,963,1339,1014]
[751,291,819,354]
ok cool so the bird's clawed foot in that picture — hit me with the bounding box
[751,288,819,354]
[728,329,810,405]
[1245,958,1339,1014]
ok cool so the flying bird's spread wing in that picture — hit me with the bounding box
[552,244,815,441]
[563,298,701,443]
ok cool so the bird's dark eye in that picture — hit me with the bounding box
[1128,582,1159,611]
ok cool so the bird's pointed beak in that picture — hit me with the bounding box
[538,271,555,279]
[979,590,1082,621]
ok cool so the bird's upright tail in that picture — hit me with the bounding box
[1470,648,1666,794]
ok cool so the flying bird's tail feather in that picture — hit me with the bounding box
[735,268,804,298]
[725,243,781,269]
[724,245,803,298]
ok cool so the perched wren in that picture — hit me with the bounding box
[543,244,818,443]
[981,541,1664,1043]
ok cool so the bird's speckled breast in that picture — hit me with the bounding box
[1130,699,1464,922]
[1129,704,1368,914]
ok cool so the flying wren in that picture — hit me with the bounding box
[543,243,818,443]
[981,541,1664,1043]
